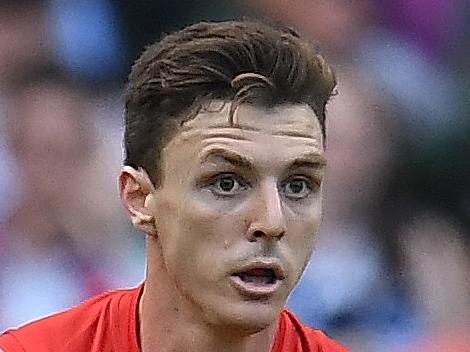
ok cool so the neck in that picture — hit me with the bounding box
[139,238,278,352]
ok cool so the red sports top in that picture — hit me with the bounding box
[0,285,349,352]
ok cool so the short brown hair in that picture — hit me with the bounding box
[125,20,336,185]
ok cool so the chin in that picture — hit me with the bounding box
[202,296,283,335]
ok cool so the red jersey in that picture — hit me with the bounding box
[0,285,349,352]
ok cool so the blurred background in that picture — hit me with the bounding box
[0,1,469,351]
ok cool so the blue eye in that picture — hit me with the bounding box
[282,177,316,199]
[211,174,246,196]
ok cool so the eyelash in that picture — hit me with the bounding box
[281,175,321,200]
[205,173,321,199]
[207,173,248,198]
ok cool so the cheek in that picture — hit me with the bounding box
[181,191,249,240]
[285,202,322,275]
[288,219,318,258]
[157,194,245,277]
[288,195,322,234]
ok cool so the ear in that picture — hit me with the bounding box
[119,166,157,236]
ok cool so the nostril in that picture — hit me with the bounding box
[253,230,264,238]
[250,230,285,240]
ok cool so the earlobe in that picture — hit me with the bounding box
[119,166,158,236]
[131,215,155,233]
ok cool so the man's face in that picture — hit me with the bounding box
[149,102,325,332]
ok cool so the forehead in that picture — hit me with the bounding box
[185,102,321,137]
[162,102,324,166]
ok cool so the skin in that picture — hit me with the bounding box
[119,102,326,352]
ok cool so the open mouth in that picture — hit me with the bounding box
[230,261,285,298]
[236,268,276,285]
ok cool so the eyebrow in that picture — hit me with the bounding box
[199,148,255,170]
[289,152,327,169]
[199,148,326,171]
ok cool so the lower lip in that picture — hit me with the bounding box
[229,276,282,298]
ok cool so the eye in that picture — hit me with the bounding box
[210,174,246,196]
[282,176,318,199]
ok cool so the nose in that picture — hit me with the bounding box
[246,179,287,241]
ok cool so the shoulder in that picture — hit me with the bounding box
[0,286,141,352]
[276,309,351,352]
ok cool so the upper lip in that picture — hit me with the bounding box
[230,259,286,281]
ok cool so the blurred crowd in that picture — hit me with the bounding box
[0,1,469,351]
